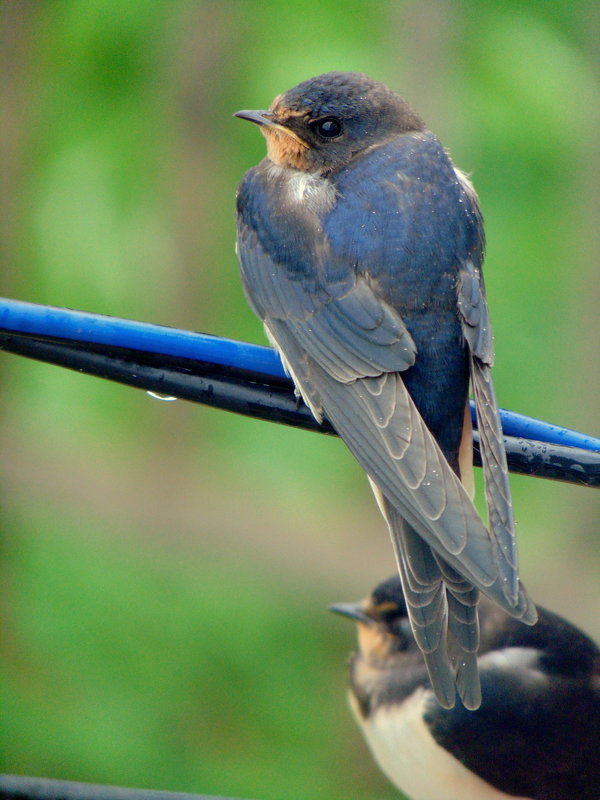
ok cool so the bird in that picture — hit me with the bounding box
[234,71,536,710]
[330,574,600,800]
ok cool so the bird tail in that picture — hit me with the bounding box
[379,495,483,710]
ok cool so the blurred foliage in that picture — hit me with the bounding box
[1,2,599,799]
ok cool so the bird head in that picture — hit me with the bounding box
[234,72,425,174]
[330,575,415,662]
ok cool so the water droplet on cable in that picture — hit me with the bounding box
[147,391,178,402]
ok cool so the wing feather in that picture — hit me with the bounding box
[458,260,523,606]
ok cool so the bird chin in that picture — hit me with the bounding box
[264,128,311,171]
[357,622,395,662]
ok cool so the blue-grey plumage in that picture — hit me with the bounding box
[331,575,600,800]
[234,72,536,709]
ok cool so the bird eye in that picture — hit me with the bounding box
[311,117,343,139]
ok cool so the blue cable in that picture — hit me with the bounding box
[0,298,285,378]
[1,297,599,453]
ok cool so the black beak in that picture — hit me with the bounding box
[233,109,275,127]
[234,109,309,148]
[329,601,373,625]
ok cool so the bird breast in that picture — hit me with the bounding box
[265,162,338,217]
[353,688,532,800]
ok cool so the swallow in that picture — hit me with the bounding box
[234,71,536,709]
[331,574,600,800]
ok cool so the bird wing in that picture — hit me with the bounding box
[423,636,600,799]
[237,229,417,384]
[237,203,533,622]
[453,168,526,611]
[457,258,521,608]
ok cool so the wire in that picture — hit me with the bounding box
[0,297,284,376]
[0,775,242,800]
[1,297,599,487]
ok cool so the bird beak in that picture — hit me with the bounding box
[329,601,374,626]
[234,109,276,127]
[234,109,309,148]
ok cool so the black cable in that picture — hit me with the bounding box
[1,332,598,487]
[0,775,244,800]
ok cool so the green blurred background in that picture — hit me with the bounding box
[1,2,599,799]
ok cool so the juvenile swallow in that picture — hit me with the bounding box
[331,575,600,800]
[234,72,536,709]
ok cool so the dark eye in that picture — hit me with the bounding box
[311,117,342,139]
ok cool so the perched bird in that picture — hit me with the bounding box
[331,575,600,800]
[234,71,536,709]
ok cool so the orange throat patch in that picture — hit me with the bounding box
[263,128,310,170]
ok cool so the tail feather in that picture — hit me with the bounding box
[381,497,484,709]
[453,650,481,710]
[422,649,457,711]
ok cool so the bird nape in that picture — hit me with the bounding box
[234,71,536,710]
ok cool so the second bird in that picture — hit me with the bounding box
[234,72,536,709]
